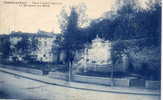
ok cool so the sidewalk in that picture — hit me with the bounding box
[0,65,160,96]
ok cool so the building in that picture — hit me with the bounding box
[76,36,112,72]
[7,31,61,63]
[32,35,55,63]
[86,36,112,65]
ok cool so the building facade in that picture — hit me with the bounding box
[6,32,60,64]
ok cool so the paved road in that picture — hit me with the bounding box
[0,70,160,100]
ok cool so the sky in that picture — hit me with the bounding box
[0,0,160,34]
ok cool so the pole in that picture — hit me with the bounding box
[68,52,73,82]
[111,64,114,86]
[68,61,71,81]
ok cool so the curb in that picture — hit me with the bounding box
[0,67,160,96]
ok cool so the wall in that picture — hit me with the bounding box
[32,37,55,63]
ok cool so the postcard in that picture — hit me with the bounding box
[0,0,161,100]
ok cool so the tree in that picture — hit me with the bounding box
[58,2,161,81]
[60,7,81,81]
[110,40,128,85]
[0,36,11,62]
[14,36,30,62]
[85,2,161,41]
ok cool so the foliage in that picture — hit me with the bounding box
[111,39,161,80]
[0,36,11,60]
[85,3,161,42]
[61,7,88,65]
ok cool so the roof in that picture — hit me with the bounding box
[8,31,61,38]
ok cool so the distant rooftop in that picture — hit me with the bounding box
[8,31,61,38]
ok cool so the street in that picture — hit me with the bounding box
[0,68,160,100]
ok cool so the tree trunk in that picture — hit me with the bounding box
[111,65,114,86]
[68,61,72,81]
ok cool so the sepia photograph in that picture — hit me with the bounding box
[0,0,161,99]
